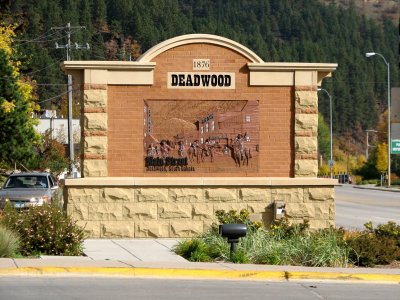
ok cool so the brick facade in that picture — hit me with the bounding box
[62,34,337,238]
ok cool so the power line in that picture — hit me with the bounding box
[52,22,89,174]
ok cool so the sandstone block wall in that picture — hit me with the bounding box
[65,181,335,238]
[294,89,319,177]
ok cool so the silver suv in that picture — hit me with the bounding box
[0,172,59,209]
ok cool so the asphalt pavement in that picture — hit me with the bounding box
[0,185,399,284]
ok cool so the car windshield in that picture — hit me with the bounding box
[4,175,48,189]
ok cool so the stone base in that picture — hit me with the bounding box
[62,177,336,238]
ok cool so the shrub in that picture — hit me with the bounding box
[347,233,400,267]
[0,225,20,257]
[346,221,400,267]
[214,209,262,232]
[0,203,85,256]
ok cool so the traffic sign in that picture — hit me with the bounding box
[391,139,400,154]
[328,159,334,167]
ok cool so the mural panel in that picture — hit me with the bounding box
[144,100,259,173]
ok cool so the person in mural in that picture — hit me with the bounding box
[147,143,158,158]
[202,139,214,162]
[188,140,203,163]
[177,141,187,158]
[159,140,171,158]
[232,132,251,167]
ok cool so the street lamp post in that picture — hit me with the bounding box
[318,88,333,179]
[365,52,391,187]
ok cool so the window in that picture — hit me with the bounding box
[245,115,251,122]
[200,126,204,134]
[205,123,209,132]
[211,120,215,131]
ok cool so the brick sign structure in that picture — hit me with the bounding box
[62,34,337,238]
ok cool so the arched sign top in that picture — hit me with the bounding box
[137,34,264,63]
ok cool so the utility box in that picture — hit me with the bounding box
[273,201,285,220]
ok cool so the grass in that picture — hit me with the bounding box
[174,224,351,267]
[0,225,20,258]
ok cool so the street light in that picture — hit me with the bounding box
[318,88,333,179]
[365,52,391,187]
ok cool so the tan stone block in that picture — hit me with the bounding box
[192,203,214,220]
[170,221,204,238]
[294,160,318,177]
[83,160,108,177]
[158,203,192,219]
[295,91,318,109]
[307,219,332,230]
[84,113,107,131]
[305,187,334,201]
[101,221,135,238]
[329,201,336,220]
[169,188,204,202]
[84,89,107,107]
[67,203,89,221]
[88,203,122,220]
[295,136,317,154]
[123,203,157,220]
[202,220,215,232]
[101,188,135,202]
[67,188,101,203]
[271,188,304,203]
[84,136,107,154]
[239,188,270,202]
[312,202,332,219]
[246,203,269,214]
[285,202,314,219]
[205,188,238,202]
[135,221,170,238]
[137,188,168,202]
[295,114,318,132]
[76,221,101,238]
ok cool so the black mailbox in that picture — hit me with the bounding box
[219,223,247,254]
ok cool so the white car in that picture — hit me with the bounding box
[0,172,59,209]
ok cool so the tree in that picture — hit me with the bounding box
[318,113,330,161]
[375,142,388,174]
[0,24,39,167]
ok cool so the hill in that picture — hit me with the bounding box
[1,0,399,158]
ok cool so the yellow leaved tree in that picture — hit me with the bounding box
[0,24,40,166]
[375,143,388,174]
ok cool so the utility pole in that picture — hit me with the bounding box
[52,23,89,177]
[364,129,378,160]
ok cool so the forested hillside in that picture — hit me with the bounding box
[1,0,399,147]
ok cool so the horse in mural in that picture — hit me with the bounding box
[188,141,201,163]
[231,133,251,167]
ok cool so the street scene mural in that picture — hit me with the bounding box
[144,100,259,173]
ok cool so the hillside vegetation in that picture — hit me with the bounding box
[1,0,399,176]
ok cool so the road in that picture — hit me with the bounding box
[335,185,400,230]
[0,277,399,300]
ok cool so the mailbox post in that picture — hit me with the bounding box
[219,223,247,254]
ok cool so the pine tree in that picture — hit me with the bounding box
[0,25,39,167]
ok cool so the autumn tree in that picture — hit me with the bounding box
[0,24,39,167]
[375,142,388,174]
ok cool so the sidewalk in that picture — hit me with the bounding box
[0,239,399,284]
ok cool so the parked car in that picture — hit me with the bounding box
[0,172,59,209]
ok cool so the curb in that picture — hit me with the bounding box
[352,186,400,193]
[0,267,399,284]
